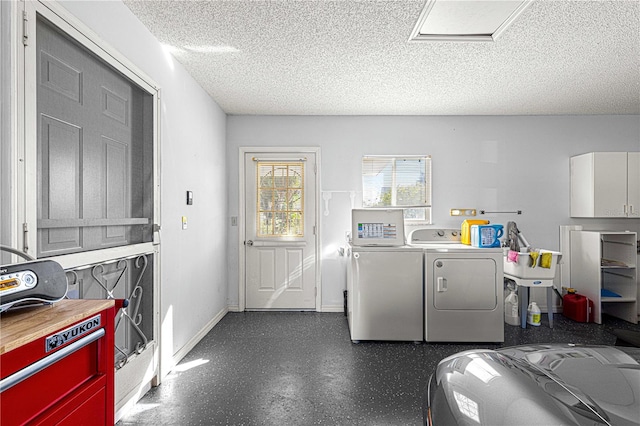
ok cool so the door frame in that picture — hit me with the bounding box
[238,146,321,312]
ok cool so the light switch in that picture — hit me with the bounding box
[182,216,188,230]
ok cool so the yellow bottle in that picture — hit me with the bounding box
[461,219,489,245]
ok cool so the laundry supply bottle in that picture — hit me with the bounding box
[504,286,519,326]
[470,224,504,248]
[527,302,541,326]
[461,220,489,245]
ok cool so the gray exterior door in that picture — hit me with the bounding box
[37,15,153,257]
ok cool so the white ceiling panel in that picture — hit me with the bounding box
[417,0,529,36]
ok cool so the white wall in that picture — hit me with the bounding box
[227,115,640,309]
[58,1,229,364]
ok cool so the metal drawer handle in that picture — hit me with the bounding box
[0,328,105,393]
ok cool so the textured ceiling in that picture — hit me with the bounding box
[123,0,640,115]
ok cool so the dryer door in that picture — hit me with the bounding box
[431,257,498,310]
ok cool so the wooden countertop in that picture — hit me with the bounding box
[0,299,114,355]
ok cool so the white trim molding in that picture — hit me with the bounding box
[17,0,163,411]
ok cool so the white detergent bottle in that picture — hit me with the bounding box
[504,287,519,326]
[527,302,541,326]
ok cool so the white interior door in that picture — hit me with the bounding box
[244,152,317,310]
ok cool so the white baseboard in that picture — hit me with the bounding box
[116,307,228,421]
[227,304,241,312]
[321,304,344,313]
[228,304,345,313]
[172,305,228,366]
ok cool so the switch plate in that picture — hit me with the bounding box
[186,191,193,205]
[182,216,187,230]
[450,208,477,216]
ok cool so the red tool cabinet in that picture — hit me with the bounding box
[0,299,115,425]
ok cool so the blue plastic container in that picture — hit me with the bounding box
[470,224,504,248]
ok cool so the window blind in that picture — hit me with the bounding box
[362,155,432,222]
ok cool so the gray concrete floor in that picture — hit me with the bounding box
[117,312,639,425]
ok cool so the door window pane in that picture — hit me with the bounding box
[256,162,304,237]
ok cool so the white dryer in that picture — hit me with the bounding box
[409,228,504,343]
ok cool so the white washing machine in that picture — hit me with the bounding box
[347,245,424,342]
[409,228,504,343]
[345,209,424,343]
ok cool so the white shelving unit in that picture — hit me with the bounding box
[570,230,638,324]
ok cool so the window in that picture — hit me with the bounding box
[362,156,432,223]
[256,161,304,237]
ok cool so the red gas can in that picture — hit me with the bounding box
[563,289,593,322]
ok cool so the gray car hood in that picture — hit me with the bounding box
[432,344,640,425]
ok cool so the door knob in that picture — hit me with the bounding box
[246,240,254,246]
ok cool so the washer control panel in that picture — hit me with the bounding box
[409,228,461,244]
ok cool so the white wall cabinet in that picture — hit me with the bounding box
[570,231,637,324]
[570,152,640,218]
[629,152,640,216]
